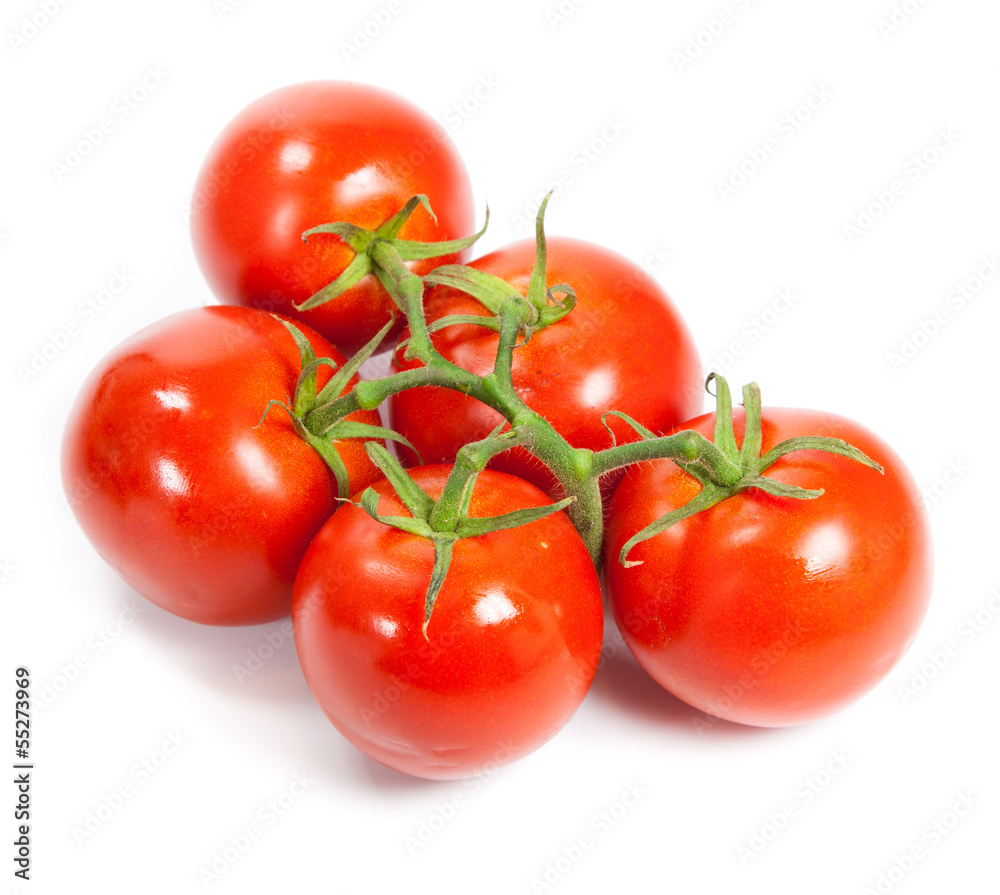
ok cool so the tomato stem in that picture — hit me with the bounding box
[293,196,881,624]
[614,374,885,565]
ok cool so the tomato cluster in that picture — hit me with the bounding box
[62,81,932,780]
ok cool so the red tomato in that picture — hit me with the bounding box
[389,237,703,495]
[292,466,604,779]
[604,407,932,727]
[62,306,382,626]
[190,81,475,354]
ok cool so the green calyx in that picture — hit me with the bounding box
[294,195,489,313]
[262,191,890,644]
[356,442,574,639]
[615,373,884,568]
[261,317,421,499]
[416,192,576,342]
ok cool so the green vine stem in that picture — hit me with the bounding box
[284,196,883,627]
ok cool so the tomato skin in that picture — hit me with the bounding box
[292,466,604,779]
[389,237,703,495]
[190,81,476,355]
[61,306,382,626]
[604,408,932,727]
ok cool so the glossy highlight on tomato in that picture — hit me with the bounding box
[292,466,604,779]
[61,306,382,626]
[190,80,476,354]
[389,236,703,495]
[604,407,933,727]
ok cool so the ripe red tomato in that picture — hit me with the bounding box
[62,306,382,626]
[604,407,932,727]
[190,80,475,354]
[389,237,703,495]
[292,465,604,779]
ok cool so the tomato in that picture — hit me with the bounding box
[292,465,604,779]
[603,407,932,727]
[389,237,703,495]
[62,306,382,626]
[190,80,476,355]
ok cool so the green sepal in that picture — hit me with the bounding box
[375,194,437,239]
[358,486,435,539]
[426,314,503,335]
[363,442,435,520]
[535,283,577,328]
[254,398,294,431]
[423,535,457,638]
[619,485,726,568]
[455,496,574,539]
[392,206,490,261]
[759,436,884,475]
[294,250,374,312]
[295,198,488,314]
[601,410,657,444]
[738,477,824,500]
[302,221,374,254]
[352,452,460,641]
[524,192,553,312]
[614,373,885,566]
[299,429,352,499]
[738,381,764,468]
[707,373,739,462]
[325,420,422,465]
[314,317,396,407]
[294,357,340,418]
[422,265,528,316]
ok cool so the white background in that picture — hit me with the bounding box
[2,0,998,893]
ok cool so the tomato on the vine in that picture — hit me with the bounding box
[190,80,476,354]
[604,406,932,727]
[62,306,382,626]
[292,465,604,779]
[389,236,703,495]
